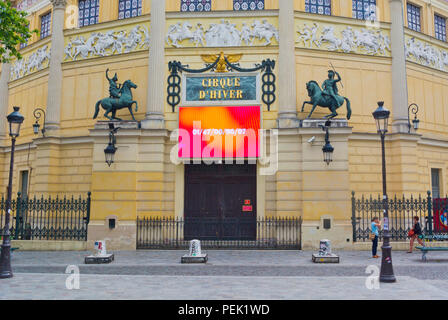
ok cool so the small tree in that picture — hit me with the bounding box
[0,0,39,63]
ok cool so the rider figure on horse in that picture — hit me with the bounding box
[106,68,122,99]
[322,70,341,108]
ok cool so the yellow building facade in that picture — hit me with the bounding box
[2,0,448,250]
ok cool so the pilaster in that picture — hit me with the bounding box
[0,63,11,144]
[45,0,67,132]
[141,0,165,130]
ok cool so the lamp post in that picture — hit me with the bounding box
[372,101,396,283]
[104,123,119,167]
[407,103,420,134]
[320,121,334,165]
[32,108,46,137]
[0,107,24,279]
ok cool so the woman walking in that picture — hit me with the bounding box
[408,216,424,253]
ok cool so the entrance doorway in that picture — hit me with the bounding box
[184,163,257,241]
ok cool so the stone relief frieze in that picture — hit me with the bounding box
[405,37,448,71]
[165,19,279,48]
[64,25,150,61]
[10,45,51,81]
[297,23,391,56]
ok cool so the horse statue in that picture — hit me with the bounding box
[93,79,138,121]
[301,79,351,120]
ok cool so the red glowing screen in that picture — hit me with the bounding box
[178,106,260,159]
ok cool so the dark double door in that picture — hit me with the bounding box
[184,163,257,241]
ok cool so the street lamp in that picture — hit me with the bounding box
[372,101,396,283]
[0,106,24,279]
[32,108,46,136]
[407,103,420,133]
[320,121,334,165]
[104,123,119,167]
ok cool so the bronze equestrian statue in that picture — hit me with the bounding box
[301,70,351,120]
[93,69,138,121]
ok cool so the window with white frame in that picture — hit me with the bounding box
[435,14,447,42]
[407,3,421,32]
[40,12,51,39]
[352,0,376,20]
[305,0,331,16]
[180,0,211,12]
[79,0,100,27]
[118,0,142,20]
[233,0,264,11]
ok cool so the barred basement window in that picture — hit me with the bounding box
[435,14,447,42]
[305,0,331,16]
[352,0,376,20]
[40,12,51,39]
[181,0,211,12]
[118,0,142,20]
[233,0,264,11]
[79,0,100,27]
[407,3,421,32]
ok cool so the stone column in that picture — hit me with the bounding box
[45,0,67,131]
[0,63,11,142]
[389,0,409,133]
[141,0,165,130]
[276,0,300,128]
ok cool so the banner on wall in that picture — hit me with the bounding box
[178,106,260,159]
[433,198,448,232]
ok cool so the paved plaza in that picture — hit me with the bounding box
[1,250,448,299]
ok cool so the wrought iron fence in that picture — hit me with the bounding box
[352,191,448,242]
[137,217,302,249]
[0,192,91,241]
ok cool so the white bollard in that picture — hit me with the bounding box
[181,239,208,263]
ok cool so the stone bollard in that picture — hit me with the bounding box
[312,239,339,263]
[181,239,208,263]
[85,240,114,264]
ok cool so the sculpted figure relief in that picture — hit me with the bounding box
[65,25,150,61]
[10,45,51,81]
[405,36,448,71]
[297,23,391,56]
[165,19,278,48]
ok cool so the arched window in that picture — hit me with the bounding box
[352,0,376,20]
[118,0,142,20]
[79,0,100,27]
[305,0,331,16]
[233,0,264,11]
[180,0,211,12]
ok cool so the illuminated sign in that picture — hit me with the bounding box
[182,73,260,106]
[178,106,260,159]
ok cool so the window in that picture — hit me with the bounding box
[305,0,331,16]
[352,0,376,20]
[118,0,142,20]
[180,0,211,12]
[432,169,441,199]
[407,3,421,32]
[40,12,51,39]
[19,170,29,198]
[79,0,100,27]
[233,0,264,11]
[435,14,447,42]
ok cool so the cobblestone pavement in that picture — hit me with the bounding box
[9,250,448,279]
[1,274,447,300]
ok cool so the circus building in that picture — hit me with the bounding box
[2,0,448,251]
